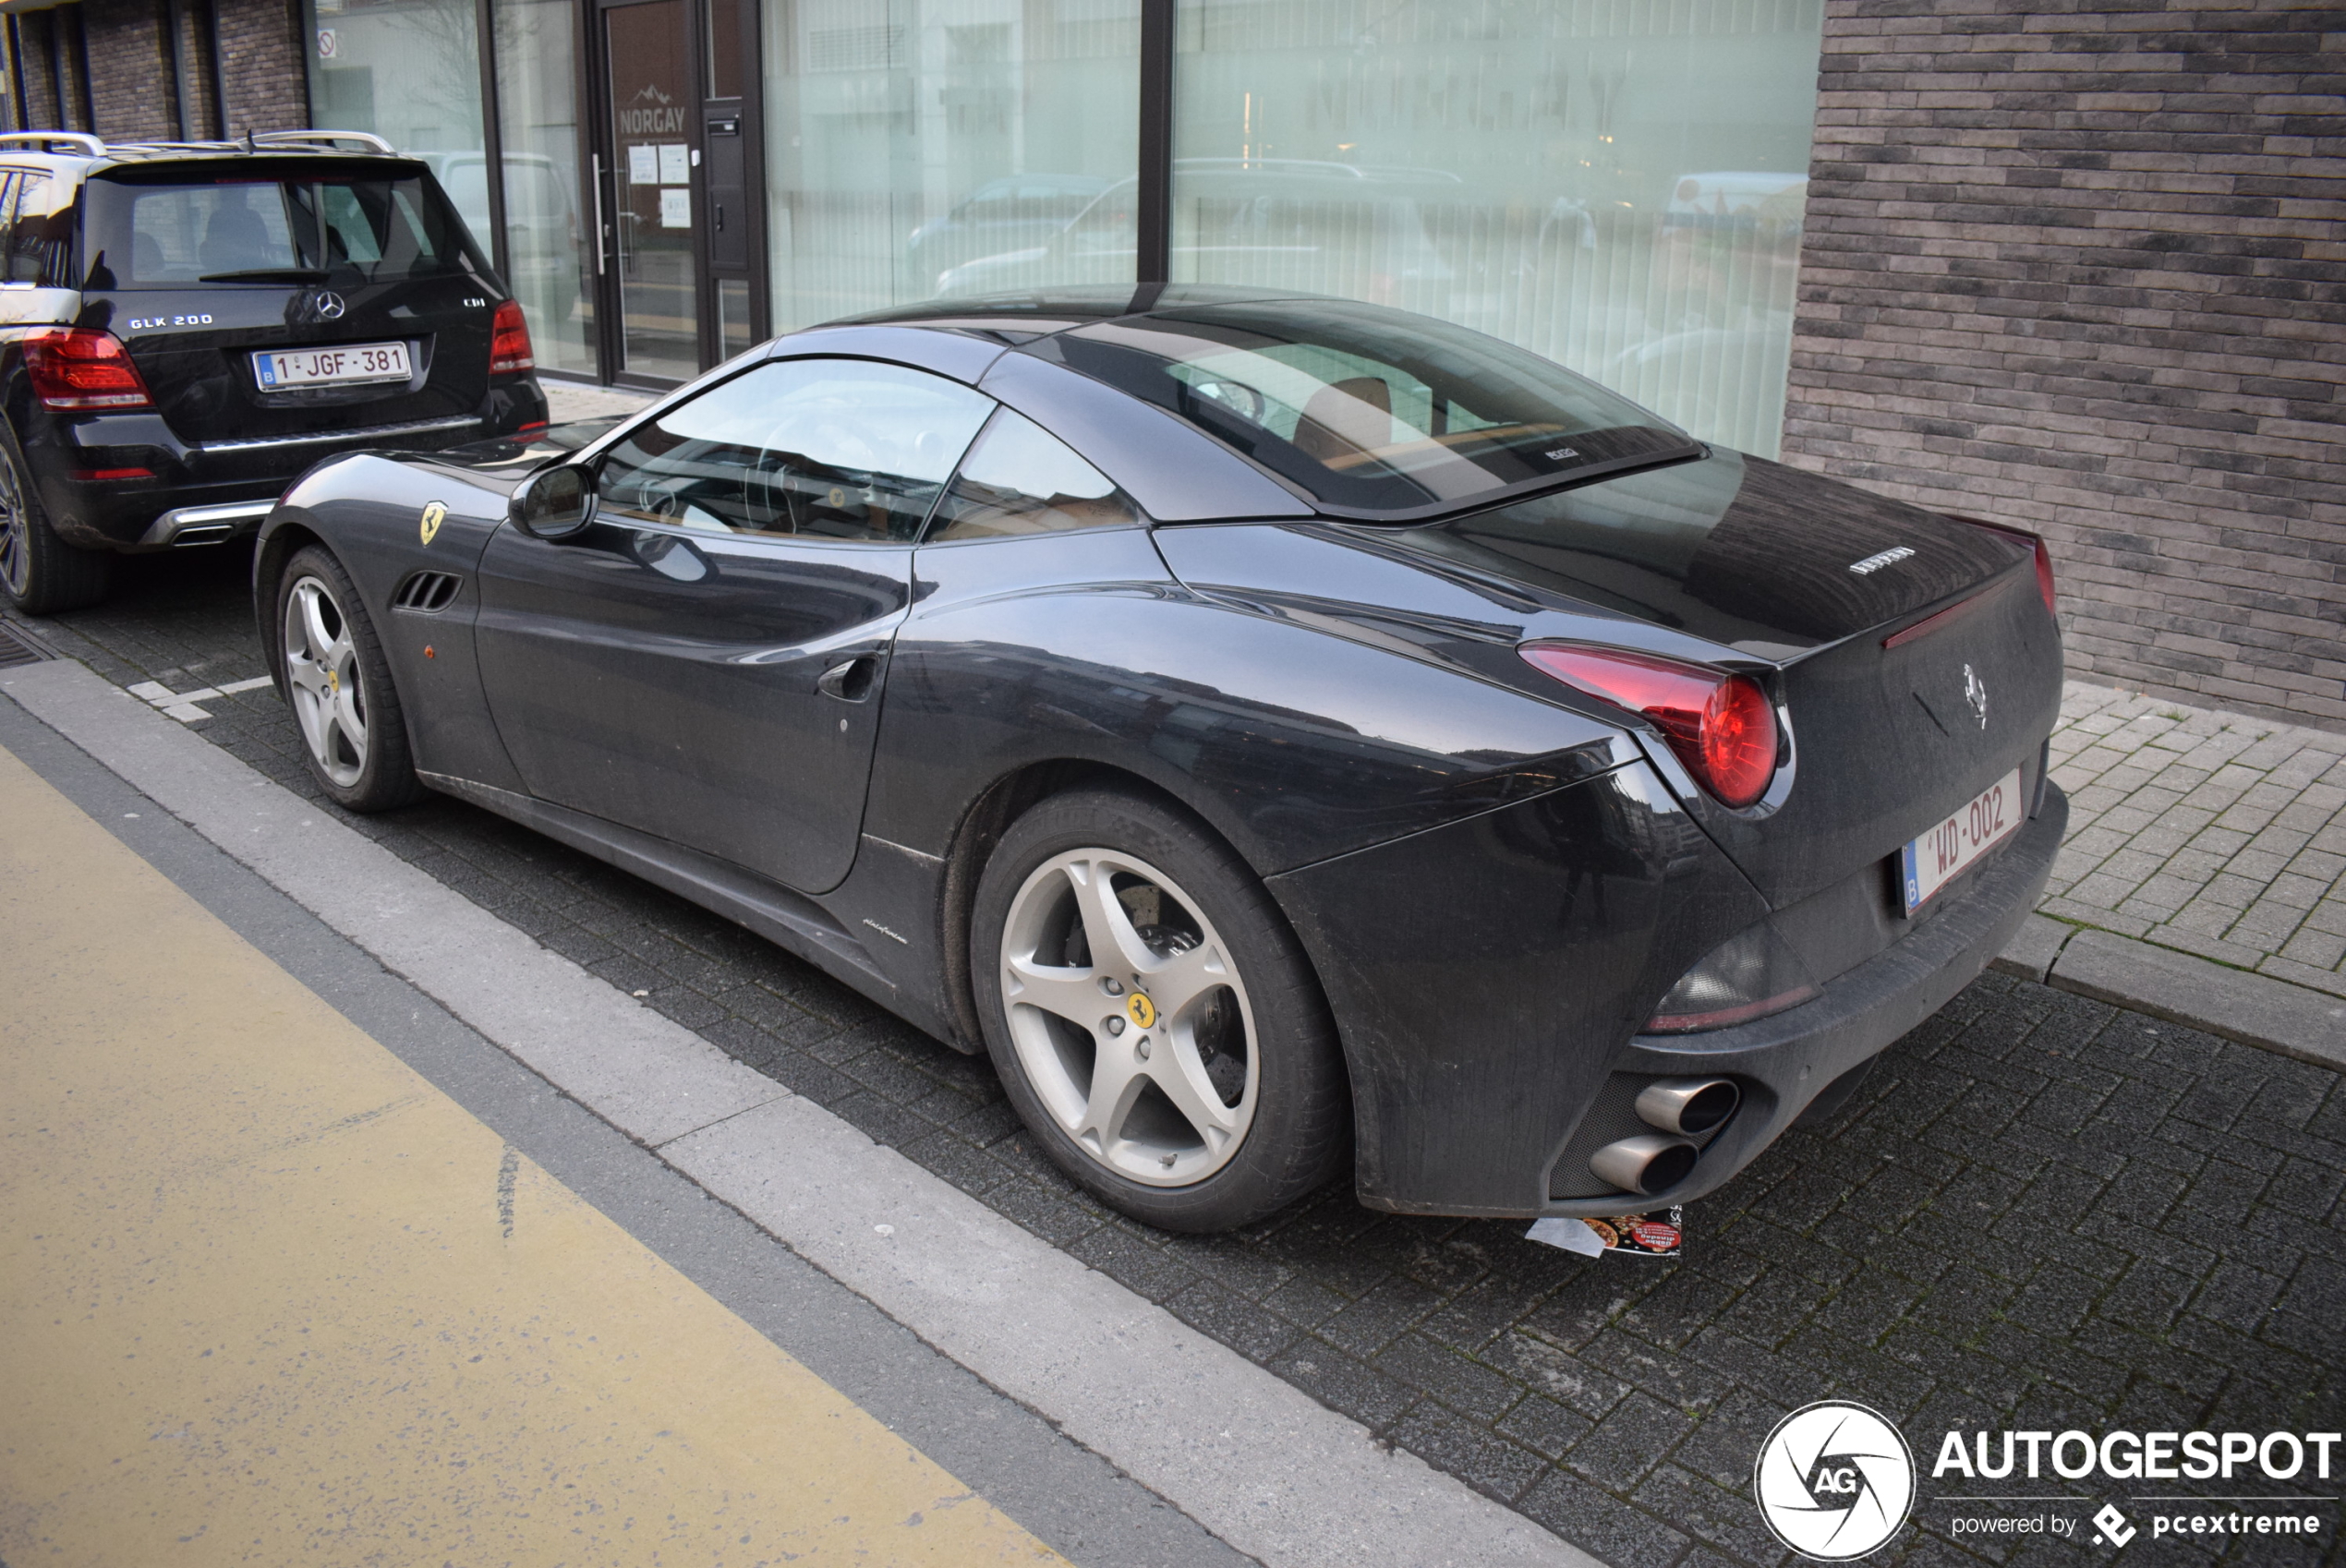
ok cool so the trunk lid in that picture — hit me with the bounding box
[1155,449,2063,907]
[79,159,502,447]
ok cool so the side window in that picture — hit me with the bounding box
[927,408,1143,542]
[8,175,69,285]
[0,174,21,283]
[594,357,995,541]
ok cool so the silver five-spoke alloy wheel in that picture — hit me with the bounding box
[999,849,1259,1187]
[0,444,30,600]
[283,573,369,788]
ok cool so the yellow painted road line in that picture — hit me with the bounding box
[0,741,1062,1568]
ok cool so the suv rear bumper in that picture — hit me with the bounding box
[27,380,547,551]
[1537,780,2069,1217]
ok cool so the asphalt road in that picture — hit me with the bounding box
[6,539,2342,1568]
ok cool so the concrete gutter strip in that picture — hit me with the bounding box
[669,1098,1582,1568]
[0,658,1595,1568]
[2047,928,2346,1074]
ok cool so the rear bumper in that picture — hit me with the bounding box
[26,378,548,551]
[1537,780,2069,1217]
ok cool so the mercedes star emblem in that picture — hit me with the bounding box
[313,290,346,320]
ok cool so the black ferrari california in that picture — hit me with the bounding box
[254,285,2067,1233]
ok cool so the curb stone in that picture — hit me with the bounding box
[1996,917,2345,1072]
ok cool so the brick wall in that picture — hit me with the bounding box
[216,0,307,136]
[83,1,180,140]
[69,0,307,141]
[1782,0,2346,732]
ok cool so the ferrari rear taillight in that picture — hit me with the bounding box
[24,328,153,411]
[1958,516,2057,616]
[490,298,535,374]
[1520,643,1780,808]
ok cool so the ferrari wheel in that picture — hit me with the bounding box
[0,428,110,615]
[973,789,1347,1232]
[276,545,424,813]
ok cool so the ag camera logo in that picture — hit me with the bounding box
[1755,1401,1916,1560]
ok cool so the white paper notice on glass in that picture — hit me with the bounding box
[659,187,691,229]
[626,144,658,186]
[659,143,690,184]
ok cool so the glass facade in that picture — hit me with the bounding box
[757,0,1141,332]
[1169,0,1822,456]
[295,0,1823,451]
[305,0,490,230]
[493,0,596,374]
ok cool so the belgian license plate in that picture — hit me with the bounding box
[253,342,411,391]
[1900,766,2024,913]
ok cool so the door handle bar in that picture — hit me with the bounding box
[590,152,608,276]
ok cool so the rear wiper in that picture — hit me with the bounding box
[198,268,331,283]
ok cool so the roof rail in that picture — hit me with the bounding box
[0,130,105,157]
[104,139,244,153]
[250,129,398,154]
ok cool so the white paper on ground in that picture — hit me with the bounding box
[1524,1217,1604,1257]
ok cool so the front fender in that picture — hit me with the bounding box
[256,452,526,791]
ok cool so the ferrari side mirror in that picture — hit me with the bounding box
[511,462,596,539]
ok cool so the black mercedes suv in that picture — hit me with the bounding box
[0,129,549,614]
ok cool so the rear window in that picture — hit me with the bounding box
[85,171,481,289]
[1051,298,1699,521]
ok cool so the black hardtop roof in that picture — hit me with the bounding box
[828,284,1331,339]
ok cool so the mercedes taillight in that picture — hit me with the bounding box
[24,328,154,411]
[490,298,536,375]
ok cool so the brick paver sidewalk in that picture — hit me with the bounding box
[2042,681,2346,1002]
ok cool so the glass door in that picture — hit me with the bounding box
[603,0,702,380]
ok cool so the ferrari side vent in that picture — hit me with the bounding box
[393,571,463,613]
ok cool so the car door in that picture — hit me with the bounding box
[474,355,996,893]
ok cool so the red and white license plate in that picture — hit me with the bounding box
[1900,766,2024,913]
[252,341,412,391]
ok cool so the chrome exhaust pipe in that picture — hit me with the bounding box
[170,523,235,547]
[1590,1135,1699,1197]
[1635,1078,1740,1136]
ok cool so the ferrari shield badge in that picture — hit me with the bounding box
[419,501,448,546]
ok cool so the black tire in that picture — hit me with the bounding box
[0,426,111,615]
[272,545,426,812]
[972,787,1348,1232]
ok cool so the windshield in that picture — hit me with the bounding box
[85,170,481,288]
[1051,298,1697,519]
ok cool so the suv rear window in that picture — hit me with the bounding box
[84,171,479,288]
[1051,298,1700,521]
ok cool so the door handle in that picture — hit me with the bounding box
[816,655,878,703]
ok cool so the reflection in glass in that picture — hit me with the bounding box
[303,0,489,224]
[595,357,995,539]
[1054,299,1693,518]
[929,409,1142,540]
[493,0,595,374]
[759,0,1141,332]
[719,278,756,361]
[1170,1,1822,456]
